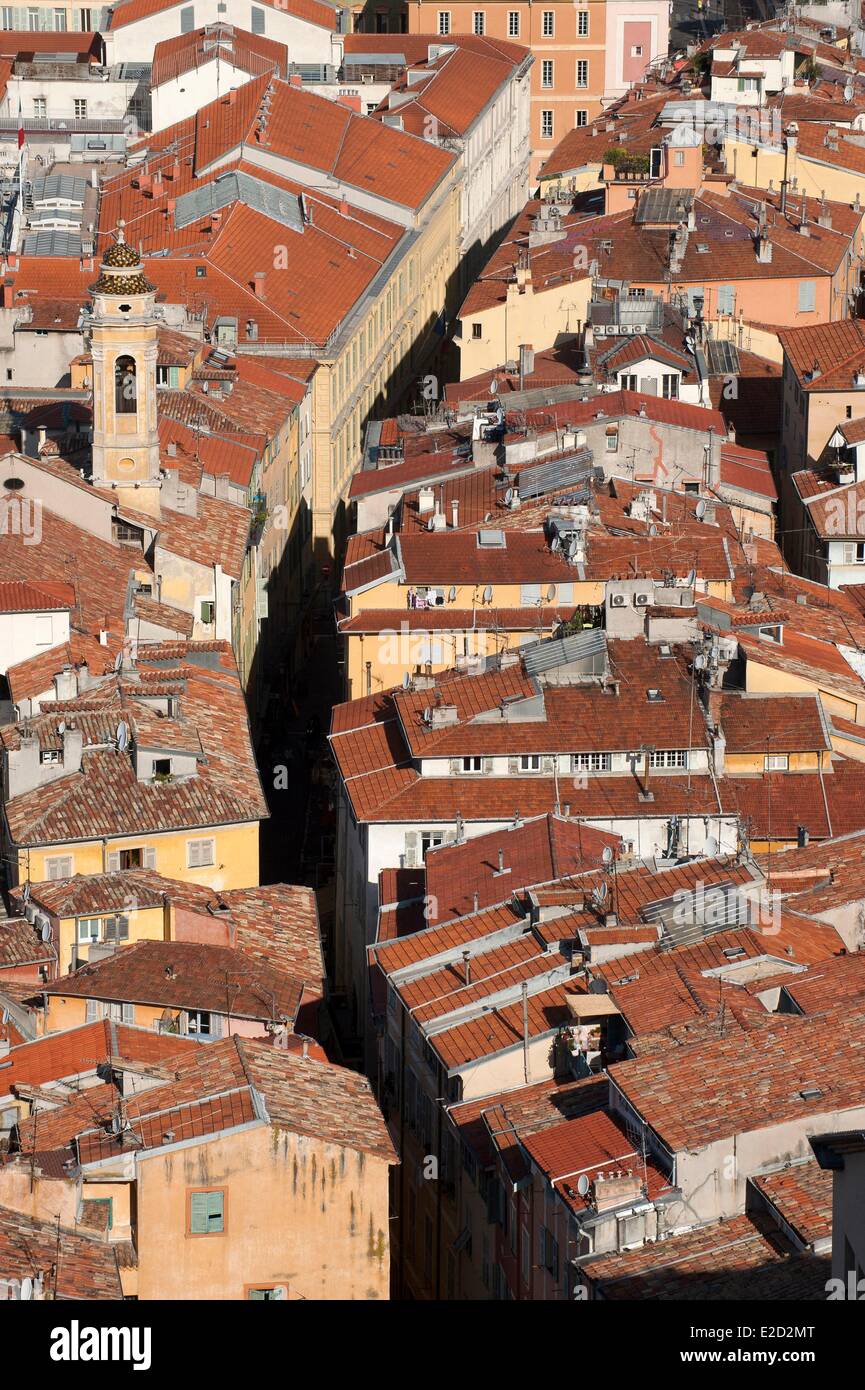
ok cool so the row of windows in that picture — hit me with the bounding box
[43,837,215,880]
[618,372,679,399]
[1,7,92,30]
[441,9,589,36]
[29,98,89,117]
[460,750,693,773]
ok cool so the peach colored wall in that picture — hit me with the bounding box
[408,0,607,177]
[135,1123,392,1300]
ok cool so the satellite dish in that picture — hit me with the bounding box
[845,81,854,102]
[116,720,129,752]
[505,488,514,506]
[551,535,561,553]
[694,653,707,670]
[57,720,66,736]
[40,921,52,943]
[602,845,613,864]
[20,1277,32,1301]
[111,1112,123,1135]
[596,881,608,902]
[648,523,658,537]
[22,881,30,902]
[1,1008,8,1025]
[490,378,499,395]
[448,585,457,602]
[113,649,123,672]
[695,499,707,519]
[482,584,493,604]
[704,835,719,857]
[686,568,696,587]
[427,516,436,531]
[402,672,410,690]
[545,584,556,602]
[484,513,492,524]
[576,1174,590,1197]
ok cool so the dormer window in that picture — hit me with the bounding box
[40,749,61,765]
[153,758,172,779]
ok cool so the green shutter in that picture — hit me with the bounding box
[248,1288,267,1300]
[190,1190,223,1234]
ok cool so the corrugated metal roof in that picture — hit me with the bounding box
[21,229,81,256]
[174,170,304,232]
[523,627,607,676]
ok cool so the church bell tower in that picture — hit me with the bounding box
[89,221,162,517]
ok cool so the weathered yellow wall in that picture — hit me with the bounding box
[17,820,260,894]
[134,1124,392,1301]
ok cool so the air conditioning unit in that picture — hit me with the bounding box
[634,592,651,607]
[610,593,627,608]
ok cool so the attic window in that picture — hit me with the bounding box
[697,243,710,254]
[196,266,207,277]
[477,528,506,548]
[799,1086,823,1101]
[646,688,663,701]
[723,946,746,960]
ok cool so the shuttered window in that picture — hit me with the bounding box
[180,5,194,31]
[187,838,215,869]
[45,856,73,881]
[250,5,265,32]
[189,1190,224,1234]
[798,279,816,313]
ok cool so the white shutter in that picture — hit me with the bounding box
[85,1000,99,1022]
[121,1003,135,1024]
[508,757,519,775]
[403,832,420,868]
[106,851,121,872]
[210,1013,223,1038]
[542,756,556,774]
[482,758,494,774]
[143,847,157,869]
[449,759,460,775]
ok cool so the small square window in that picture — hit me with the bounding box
[472,322,483,340]
[189,1189,224,1234]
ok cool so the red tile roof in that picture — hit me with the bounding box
[0,1206,124,1299]
[109,0,336,30]
[44,940,303,1025]
[581,1211,828,1300]
[0,580,75,613]
[423,814,621,924]
[151,24,289,87]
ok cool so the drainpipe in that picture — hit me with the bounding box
[522,982,530,1083]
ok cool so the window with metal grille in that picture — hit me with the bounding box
[649,749,688,768]
[572,752,612,772]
